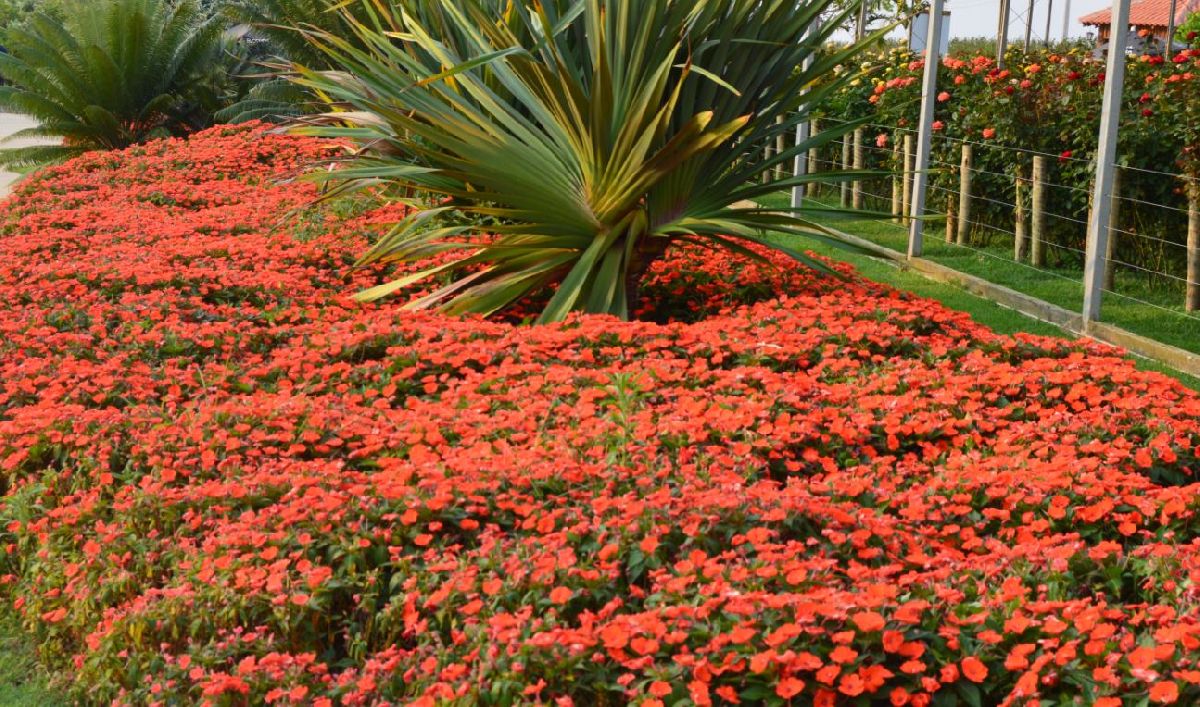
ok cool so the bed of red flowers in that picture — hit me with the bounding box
[3,124,1200,706]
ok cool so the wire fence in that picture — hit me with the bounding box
[760,113,1200,360]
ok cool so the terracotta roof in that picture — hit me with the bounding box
[1080,0,1200,27]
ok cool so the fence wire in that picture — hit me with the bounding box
[774,116,1200,356]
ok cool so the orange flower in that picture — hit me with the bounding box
[852,611,886,633]
[775,677,805,699]
[1129,646,1157,671]
[830,646,859,664]
[960,657,988,683]
[838,673,865,697]
[1150,681,1180,704]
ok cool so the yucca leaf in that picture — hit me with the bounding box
[295,0,880,323]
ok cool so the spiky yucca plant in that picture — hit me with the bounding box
[294,0,878,322]
[0,0,223,166]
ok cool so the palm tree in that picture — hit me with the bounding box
[0,0,224,167]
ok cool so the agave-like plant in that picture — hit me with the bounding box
[0,0,224,167]
[293,0,879,322]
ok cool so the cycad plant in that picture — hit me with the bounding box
[0,0,224,167]
[294,0,878,322]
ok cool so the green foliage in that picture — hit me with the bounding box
[0,0,62,31]
[224,0,368,69]
[0,0,227,167]
[293,0,878,323]
[218,0,378,122]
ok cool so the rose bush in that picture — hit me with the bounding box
[3,125,1200,705]
[819,46,1193,280]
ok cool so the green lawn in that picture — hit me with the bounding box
[0,615,58,706]
[764,191,1200,361]
[762,194,1200,390]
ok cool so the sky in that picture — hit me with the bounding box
[940,0,1116,40]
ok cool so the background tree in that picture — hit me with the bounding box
[218,0,377,122]
[0,0,62,32]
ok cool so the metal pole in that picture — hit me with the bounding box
[1082,0,1131,327]
[1045,0,1054,46]
[907,0,945,259]
[1062,0,1072,40]
[1167,0,1179,54]
[998,0,1011,67]
[1025,0,1036,51]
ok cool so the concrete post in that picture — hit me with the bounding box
[908,0,946,259]
[1082,0,1131,328]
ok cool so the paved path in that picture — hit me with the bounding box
[0,113,52,198]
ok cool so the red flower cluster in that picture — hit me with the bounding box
[3,125,1200,705]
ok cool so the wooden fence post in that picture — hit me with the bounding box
[956,144,973,246]
[1031,155,1047,267]
[1014,164,1029,261]
[762,139,772,184]
[841,136,852,208]
[902,134,914,222]
[852,128,865,210]
[945,201,956,243]
[807,119,821,199]
[1189,184,1200,311]
[1103,167,1123,292]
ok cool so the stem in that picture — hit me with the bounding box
[623,237,671,318]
